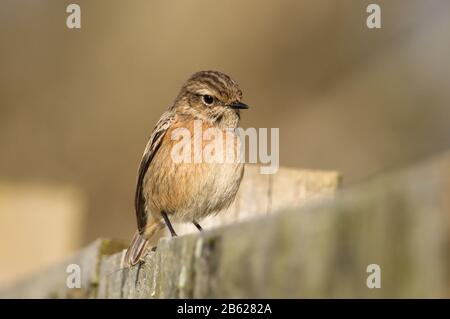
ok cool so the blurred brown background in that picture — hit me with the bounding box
[1,0,450,285]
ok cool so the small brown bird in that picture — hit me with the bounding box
[125,71,248,266]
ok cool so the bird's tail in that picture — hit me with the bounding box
[124,231,149,267]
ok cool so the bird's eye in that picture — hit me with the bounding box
[202,95,214,106]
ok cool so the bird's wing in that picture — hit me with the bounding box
[135,111,175,233]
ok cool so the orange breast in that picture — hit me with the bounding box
[143,118,244,222]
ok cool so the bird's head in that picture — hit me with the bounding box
[172,70,248,127]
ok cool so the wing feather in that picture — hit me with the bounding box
[134,111,175,233]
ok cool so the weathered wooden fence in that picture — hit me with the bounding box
[1,153,450,298]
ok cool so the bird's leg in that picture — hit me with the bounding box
[161,211,177,237]
[193,220,203,232]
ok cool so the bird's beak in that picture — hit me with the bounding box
[229,101,249,110]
